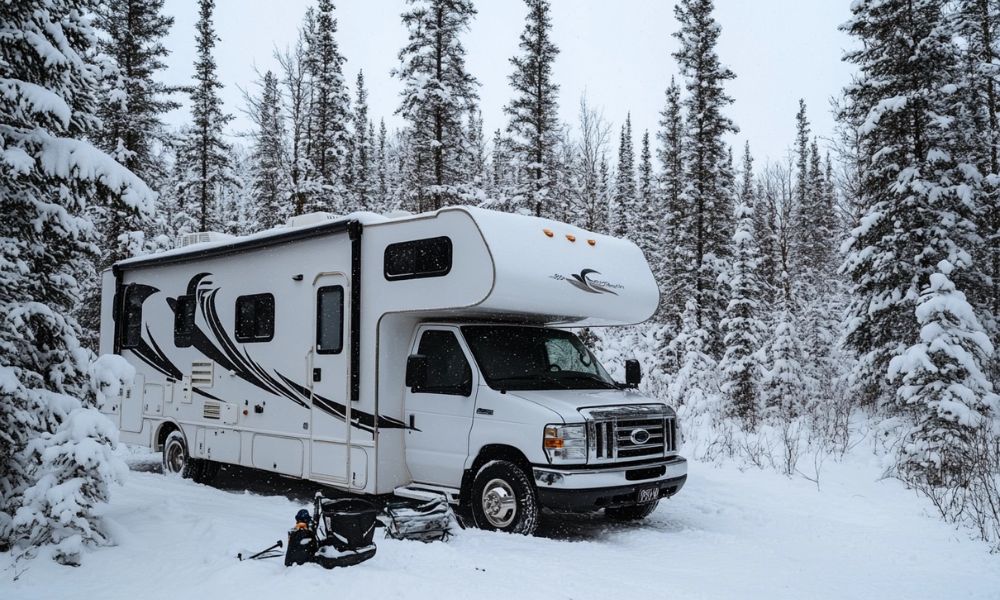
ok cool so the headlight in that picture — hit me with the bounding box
[543,423,587,464]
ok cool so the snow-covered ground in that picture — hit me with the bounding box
[2,450,998,600]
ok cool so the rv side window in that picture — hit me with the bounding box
[173,295,196,348]
[316,286,344,354]
[235,293,274,343]
[121,285,143,349]
[384,236,452,281]
[414,330,472,396]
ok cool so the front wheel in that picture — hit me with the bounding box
[605,500,659,521]
[161,430,218,483]
[470,461,539,535]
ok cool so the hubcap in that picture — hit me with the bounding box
[481,478,517,528]
[166,442,185,473]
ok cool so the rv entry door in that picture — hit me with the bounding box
[404,326,478,487]
[308,274,352,484]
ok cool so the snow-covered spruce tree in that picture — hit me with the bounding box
[672,0,738,354]
[0,0,149,561]
[668,300,720,454]
[953,0,1000,384]
[656,77,686,324]
[838,0,987,411]
[373,119,394,212]
[761,311,806,420]
[611,114,636,238]
[504,0,560,217]
[634,130,658,266]
[246,70,288,231]
[888,261,997,486]
[464,109,490,202]
[93,0,177,253]
[394,0,480,212]
[174,0,234,232]
[349,70,373,212]
[306,0,351,211]
[719,147,764,429]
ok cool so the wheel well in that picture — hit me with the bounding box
[155,421,181,452]
[460,444,533,505]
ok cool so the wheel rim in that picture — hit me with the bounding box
[165,442,185,473]
[481,478,517,528]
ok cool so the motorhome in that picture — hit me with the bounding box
[99,206,687,534]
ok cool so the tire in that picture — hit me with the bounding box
[605,499,659,521]
[470,461,539,535]
[162,431,191,477]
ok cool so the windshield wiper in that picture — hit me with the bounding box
[551,372,618,389]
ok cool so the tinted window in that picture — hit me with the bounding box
[174,295,196,348]
[316,285,344,354]
[415,330,472,396]
[235,294,274,343]
[461,326,616,391]
[384,237,452,280]
[121,285,143,349]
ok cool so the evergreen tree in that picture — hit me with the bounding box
[246,70,287,231]
[672,0,738,351]
[307,0,351,209]
[374,119,392,212]
[634,130,658,264]
[612,114,636,237]
[0,0,149,561]
[720,147,764,428]
[465,109,489,200]
[93,0,178,264]
[789,99,811,300]
[888,261,997,486]
[838,0,986,410]
[394,0,480,212]
[657,77,687,324]
[175,0,234,231]
[762,312,806,419]
[504,0,560,217]
[350,70,372,211]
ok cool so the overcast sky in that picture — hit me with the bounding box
[160,0,855,164]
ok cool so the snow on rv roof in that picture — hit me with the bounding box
[114,210,391,270]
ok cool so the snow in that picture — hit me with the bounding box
[3,449,998,599]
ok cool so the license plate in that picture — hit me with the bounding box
[637,487,658,504]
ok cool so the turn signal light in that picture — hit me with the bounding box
[565,234,576,242]
[543,228,554,237]
[543,437,565,449]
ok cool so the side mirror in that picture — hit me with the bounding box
[405,354,427,389]
[625,359,642,388]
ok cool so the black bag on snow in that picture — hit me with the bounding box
[284,527,318,566]
[382,497,460,542]
[312,496,379,569]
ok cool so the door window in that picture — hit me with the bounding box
[415,330,472,396]
[316,285,344,354]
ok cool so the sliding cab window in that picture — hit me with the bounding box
[121,285,143,349]
[235,293,274,343]
[415,330,472,397]
[173,295,196,348]
[384,236,452,281]
[316,285,344,354]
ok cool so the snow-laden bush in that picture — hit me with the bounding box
[12,401,127,565]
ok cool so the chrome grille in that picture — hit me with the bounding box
[584,405,678,464]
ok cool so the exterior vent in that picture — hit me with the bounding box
[203,401,221,420]
[287,212,337,228]
[191,361,214,387]
[178,231,235,248]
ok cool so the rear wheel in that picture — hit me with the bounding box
[470,461,539,535]
[161,431,219,483]
[605,500,659,521]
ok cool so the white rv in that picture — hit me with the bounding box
[99,206,687,534]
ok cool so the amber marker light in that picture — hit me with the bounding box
[543,228,554,237]
[587,239,596,246]
[565,234,576,242]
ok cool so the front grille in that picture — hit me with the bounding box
[584,405,678,464]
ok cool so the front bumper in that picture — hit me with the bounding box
[532,456,688,511]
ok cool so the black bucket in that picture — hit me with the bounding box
[317,498,379,552]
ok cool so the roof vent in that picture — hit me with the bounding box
[287,212,338,228]
[178,231,234,248]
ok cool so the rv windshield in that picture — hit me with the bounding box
[461,326,618,391]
